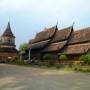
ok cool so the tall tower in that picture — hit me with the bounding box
[0,22,18,62]
[1,22,15,46]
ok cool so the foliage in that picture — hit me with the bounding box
[19,43,28,52]
[55,63,63,69]
[47,60,55,67]
[72,65,90,72]
[73,61,83,66]
[80,53,90,65]
[58,53,65,56]
[43,54,52,60]
[10,59,28,65]
[43,54,55,67]
[58,53,68,60]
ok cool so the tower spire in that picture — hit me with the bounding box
[2,22,15,38]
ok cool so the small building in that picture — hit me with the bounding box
[0,22,18,62]
[28,25,90,60]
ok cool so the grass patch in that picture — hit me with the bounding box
[6,59,90,72]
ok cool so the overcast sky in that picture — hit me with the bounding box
[0,0,90,49]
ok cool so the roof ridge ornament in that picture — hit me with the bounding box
[56,21,58,28]
[70,22,75,30]
[72,22,75,28]
[55,21,58,30]
[7,21,10,29]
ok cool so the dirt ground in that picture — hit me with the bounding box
[0,64,90,90]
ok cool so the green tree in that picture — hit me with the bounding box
[19,43,28,52]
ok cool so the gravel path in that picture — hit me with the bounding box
[0,64,90,90]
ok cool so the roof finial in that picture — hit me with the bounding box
[72,22,75,27]
[71,22,75,30]
[56,20,58,27]
[56,20,58,29]
[7,21,10,29]
[7,17,10,28]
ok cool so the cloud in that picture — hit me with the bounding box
[0,0,90,13]
[0,0,90,27]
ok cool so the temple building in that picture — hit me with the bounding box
[28,25,90,60]
[0,22,18,62]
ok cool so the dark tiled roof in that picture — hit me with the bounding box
[29,25,90,55]
[29,39,35,44]
[29,40,50,49]
[42,26,73,52]
[68,27,90,44]
[51,26,73,43]
[2,22,15,38]
[42,41,67,52]
[62,42,90,54]
[32,26,57,43]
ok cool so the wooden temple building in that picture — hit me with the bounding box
[28,25,90,60]
[0,22,18,62]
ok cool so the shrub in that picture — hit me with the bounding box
[73,66,90,72]
[73,61,83,66]
[48,60,55,66]
[79,55,86,61]
[80,54,90,65]
[43,54,54,67]
[12,56,19,61]
[58,54,68,60]
[55,63,63,69]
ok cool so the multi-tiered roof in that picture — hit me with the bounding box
[29,25,90,59]
[2,22,15,38]
[0,22,17,53]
